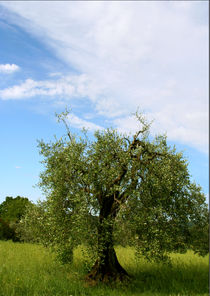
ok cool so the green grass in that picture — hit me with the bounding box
[0,241,208,296]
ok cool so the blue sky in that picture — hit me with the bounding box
[0,1,208,203]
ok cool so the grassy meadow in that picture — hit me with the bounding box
[0,241,208,296]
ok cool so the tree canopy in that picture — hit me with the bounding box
[20,111,208,282]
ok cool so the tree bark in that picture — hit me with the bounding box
[86,197,129,283]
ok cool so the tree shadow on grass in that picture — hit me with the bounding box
[125,262,208,295]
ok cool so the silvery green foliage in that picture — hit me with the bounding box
[20,110,208,263]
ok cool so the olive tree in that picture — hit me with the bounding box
[23,111,208,282]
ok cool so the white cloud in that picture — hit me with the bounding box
[67,113,103,131]
[113,115,141,135]
[0,63,20,74]
[0,1,208,153]
[48,72,62,77]
[0,75,95,100]
[149,107,208,154]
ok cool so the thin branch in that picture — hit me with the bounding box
[61,118,73,142]
[124,137,130,145]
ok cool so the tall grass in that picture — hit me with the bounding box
[0,241,208,296]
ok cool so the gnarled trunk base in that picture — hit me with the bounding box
[86,247,129,283]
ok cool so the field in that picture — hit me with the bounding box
[0,241,208,296]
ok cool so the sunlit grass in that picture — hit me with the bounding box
[0,241,208,296]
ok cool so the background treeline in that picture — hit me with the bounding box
[0,196,32,241]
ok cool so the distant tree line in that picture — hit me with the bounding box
[0,196,32,241]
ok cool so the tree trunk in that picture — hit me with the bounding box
[86,198,129,283]
[86,245,129,283]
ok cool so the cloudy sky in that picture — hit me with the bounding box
[0,1,208,203]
